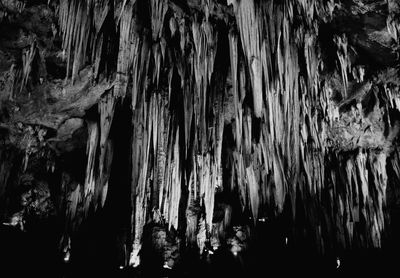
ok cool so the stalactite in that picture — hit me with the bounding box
[100,139,114,207]
[334,34,352,97]
[2,63,17,100]
[114,1,151,103]
[50,0,400,263]
[0,149,14,201]
[66,183,82,232]
[227,0,308,216]
[20,42,37,93]
[369,152,387,245]
[387,16,400,42]
[387,0,400,42]
[115,0,136,99]
[230,0,262,118]
[316,148,393,250]
[156,94,170,213]
[151,0,168,41]
[197,216,207,255]
[188,16,222,234]
[384,83,400,111]
[131,38,150,109]
[97,92,115,208]
[228,31,242,150]
[356,149,369,204]
[129,84,183,261]
[167,127,181,230]
[131,95,150,263]
[83,120,99,215]
[59,0,114,83]
[92,0,110,77]
[391,149,400,181]
[246,166,259,222]
[185,192,199,245]
[59,0,91,82]
[191,18,218,110]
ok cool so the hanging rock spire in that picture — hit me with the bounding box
[2,1,400,271]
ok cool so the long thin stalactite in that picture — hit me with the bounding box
[55,0,400,265]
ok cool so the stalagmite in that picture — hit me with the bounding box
[4,1,400,273]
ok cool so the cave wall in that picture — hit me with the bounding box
[1,0,400,272]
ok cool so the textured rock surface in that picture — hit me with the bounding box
[0,0,400,275]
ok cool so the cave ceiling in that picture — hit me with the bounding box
[1,0,400,274]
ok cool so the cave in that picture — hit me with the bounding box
[1,0,400,277]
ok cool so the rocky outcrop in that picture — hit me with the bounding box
[0,0,400,275]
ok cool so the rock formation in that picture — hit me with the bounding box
[1,0,400,276]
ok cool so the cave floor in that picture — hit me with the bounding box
[1,223,398,278]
